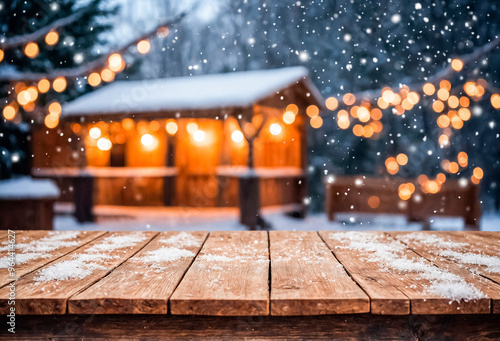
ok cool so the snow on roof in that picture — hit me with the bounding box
[62,67,316,117]
[0,176,60,200]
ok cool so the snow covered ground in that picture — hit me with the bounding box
[54,205,500,232]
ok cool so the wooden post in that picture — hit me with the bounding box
[73,175,94,222]
[163,134,176,206]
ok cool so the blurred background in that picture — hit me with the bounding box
[1,0,499,231]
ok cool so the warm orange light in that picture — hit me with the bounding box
[425,180,440,194]
[437,88,449,101]
[423,83,435,96]
[448,162,459,174]
[149,120,160,131]
[141,133,156,146]
[440,80,451,91]
[407,92,420,105]
[343,93,356,106]
[370,108,383,120]
[386,158,399,175]
[451,59,463,72]
[48,102,61,116]
[37,79,50,93]
[357,107,370,123]
[491,94,500,109]
[310,115,323,129]
[27,86,38,102]
[432,100,444,113]
[464,82,477,97]
[451,116,463,129]
[337,110,350,129]
[165,120,178,135]
[436,173,446,184]
[458,152,468,167]
[457,108,471,121]
[186,122,198,134]
[437,115,450,128]
[193,130,206,143]
[122,118,135,131]
[88,72,101,87]
[381,89,395,104]
[352,124,364,137]
[367,196,380,209]
[0,49,4,62]
[459,96,470,107]
[52,77,67,92]
[306,105,319,117]
[231,130,244,143]
[270,123,282,135]
[473,167,484,180]
[471,175,480,184]
[108,53,124,72]
[24,42,39,58]
[325,97,338,111]
[438,134,449,146]
[2,105,16,120]
[286,104,299,114]
[418,174,428,185]
[97,138,112,151]
[377,97,389,109]
[45,31,59,45]
[157,27,169,38]
[44,114,59,129]
[396,153,408,166]
[283,111,296,124]
[137,40,151,54]
[448,96,459,109]
[100,68,115,82]
[398,184,412,200]
[17,91,31,105]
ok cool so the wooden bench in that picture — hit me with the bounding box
[326,176,481,230]
[0,177,59,230]
[0,230,499,339]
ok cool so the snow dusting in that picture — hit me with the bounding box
[34,233,147,282]
[0,231,81,268]
[328,232,486,302]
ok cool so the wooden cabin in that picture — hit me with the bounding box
[31,67,323,224]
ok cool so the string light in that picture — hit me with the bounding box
[325,97,338,110]
[52,77,67,92]
[491,94,500,109]
[310,115,323,129]
[45,31,59,45]
[48,102,61,116]
[38,79,50,93]
[0,49,4,62]
[367,196,380,209]
[3,105,16,120]
[186,122,198,134]
[423,83,435,96]
[283,111,295,124]
[451,58,463,72]
[343,93,356,106]
[108,53,124,72]
[44,114,59,129]
[141,133,155,146]
[101,68,115,82]
[396,153,408,166]
[88,72,101,87]
[89,127,102,139]
[24,42,39,58]
[286,104,298,114]
[306,105,319,117]
[137,40,151,54]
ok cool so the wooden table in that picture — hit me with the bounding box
[1,230,499,340]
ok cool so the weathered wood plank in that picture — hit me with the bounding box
[392,231,500,313]
[317,231,410,315]
[320,231,491,314]
[170,231,269,316]
[0,231,105,288]
[4,314,500,340]
[270,231,369,315]
[68,231,208,314]
[0,231,157,315]
[465,232,500,248]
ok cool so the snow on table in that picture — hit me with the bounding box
[0,231,499,317]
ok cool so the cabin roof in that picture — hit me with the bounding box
[61,67,323,118]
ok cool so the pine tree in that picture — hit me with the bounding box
[0,0,117,179]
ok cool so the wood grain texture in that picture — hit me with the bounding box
[320,231,491,315]
[68,231,208,314]
[317,231,410,315]
[392,231,500,313]
[270,231,369,315]
[0,231,104,288]
[170,231,269,316]
[0,231,157,315]
[3,314,500,340]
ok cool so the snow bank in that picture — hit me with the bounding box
[0,176,59,200]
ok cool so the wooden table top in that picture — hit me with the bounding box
[1,230,499,316]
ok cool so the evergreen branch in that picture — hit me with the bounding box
[0,11,188,82]
[0,7,91,50]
